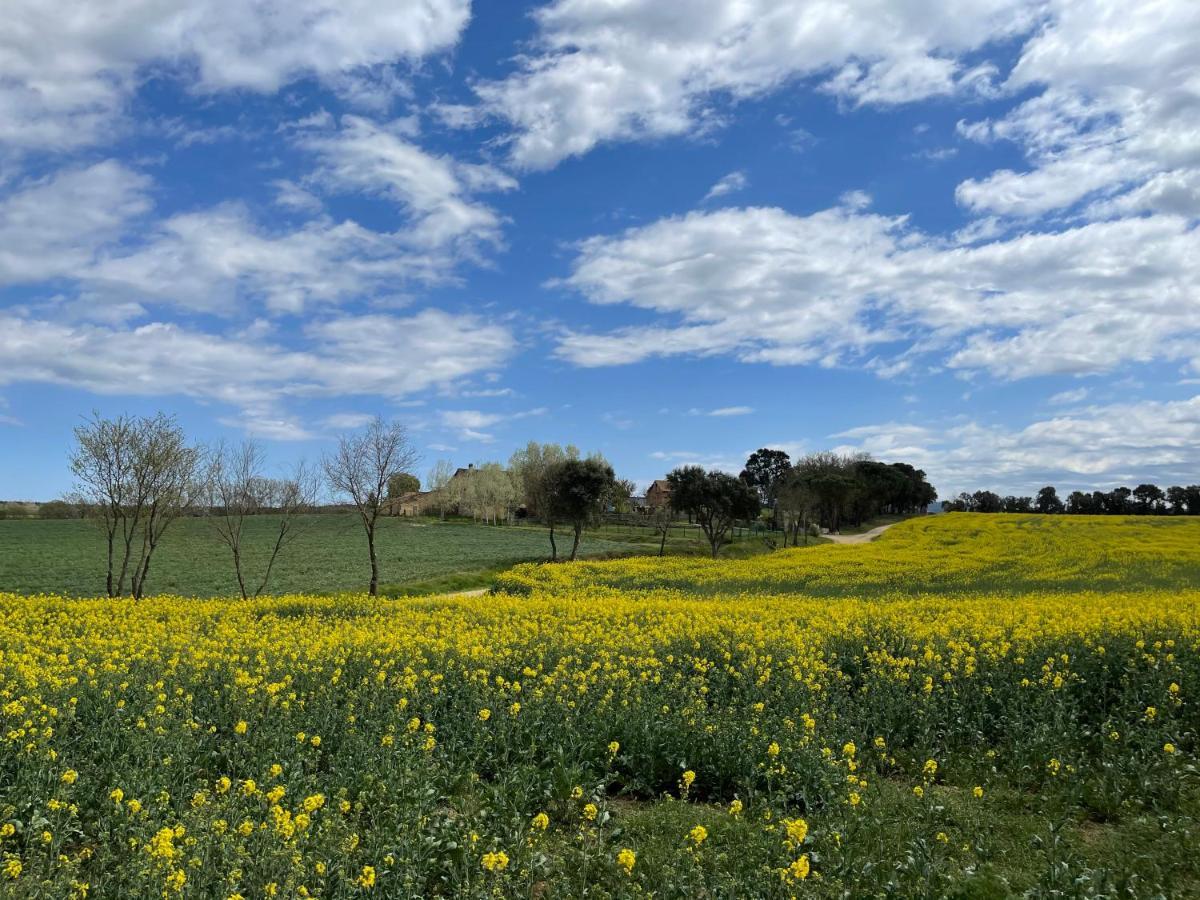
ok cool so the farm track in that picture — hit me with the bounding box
[823,522,899,544]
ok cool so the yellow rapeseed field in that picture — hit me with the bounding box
[0,514,1197,897]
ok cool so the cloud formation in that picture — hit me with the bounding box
[555,203,1200,379]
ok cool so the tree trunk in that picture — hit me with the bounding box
[232,545,248,600]
[548,522,557,561]
[106,527,116,597]
[570,522,582,561]
[658,527,668,556]
[367,525,379,596]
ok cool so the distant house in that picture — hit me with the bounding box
[646,479,672,510]
[380,491,431,517]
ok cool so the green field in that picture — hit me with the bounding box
[0,513,777,597]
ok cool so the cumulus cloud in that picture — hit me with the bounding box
[0,161,152,284]
[554,203,1200,379]
[0,308,514,435]
[473,0,1036,169]
[956,0,1200,219]
[301,115,514,254]
[0,0,471,153]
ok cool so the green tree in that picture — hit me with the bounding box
[509,441,579,560]
[387,472,420,498]
[549,458,616,561]
[739,448,791,507]
[1035,485,1064,514]
[668,466,760,558]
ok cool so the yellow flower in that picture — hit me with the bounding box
[1145,706,1157,720]
[913,785,924,798]
[570,786,583,800]
[583,803,598,821]
[784,818,808,844]
[1164,742,1176,754]
[973,786,984,799]
[681,770,696,789]
[767,741,781,758]
[0,825,13,839]
[936,832,949,843]
[240,779,257,796]
[616,848,636,875]
[109,788,124,805]
[788,855,810,881]
[842,741,856,757]
[477,708,491,722]
[3,857,21,879]
[303,794,326,813]
[874,736,886,750]
[531,812,549,831]
[234,721,247,735]
[310,735,321,748]
[481,850,509,873]
[729,799,743,817]
[608,741,620,756]
[61,769,79,785]
[215,777,231,794]
[355,866,376,889]
[689,825,708,846]
[848,792,862,807]
[922,759,938,779]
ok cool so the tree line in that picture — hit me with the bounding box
[59,411,940,597]
[65,413,628,599]
[944,484,1200,515]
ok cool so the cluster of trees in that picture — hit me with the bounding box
[507,442,618,561]
[738,449,937,546]
[945,483,1200,516]
[662,449,938,557]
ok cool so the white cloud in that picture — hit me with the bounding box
[438,406,547,441]
[473,0,1037,169]
[0,308,514,436]
[0,0,471,153]
[703,170,748,202]
[82,204,446,315]
[0,161,152,284]
[956,0,1200,220]
[1047,387,1089,406]
[832,395,1200,497]
[554,204,1200,380]
[690,406,754,417]
[301,115,514,254]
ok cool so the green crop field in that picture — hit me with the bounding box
[0,513,775,597]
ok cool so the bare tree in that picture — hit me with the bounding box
[426,459,455,519]
[323,417,419,595]
[69,412,203,600]
[207,441,319,599]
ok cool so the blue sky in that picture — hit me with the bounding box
[1,0,1198,501]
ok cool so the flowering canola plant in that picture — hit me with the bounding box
[0,514,1197,897]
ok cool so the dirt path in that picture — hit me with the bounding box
[445,587,489,597]
[823,522,898,545]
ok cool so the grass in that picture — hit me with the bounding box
[0,513,782,597]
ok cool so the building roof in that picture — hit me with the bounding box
[648,479,672,492]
